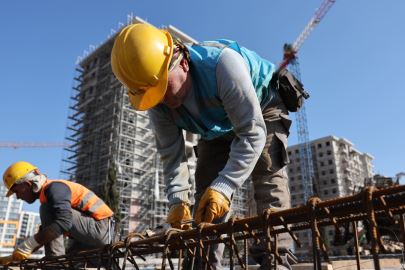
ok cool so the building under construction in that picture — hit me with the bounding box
[60,16,251,237]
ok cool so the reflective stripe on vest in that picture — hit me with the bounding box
[39,179,113,220]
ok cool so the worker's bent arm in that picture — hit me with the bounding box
[35,182,73,245]
[34,226,60,246]
[211,48,267,200]
[149,108,192,207]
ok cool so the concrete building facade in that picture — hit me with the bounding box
[16,211,44,258]
[17,211,41,243]
[0,185,23,256]
[287,135,374,257]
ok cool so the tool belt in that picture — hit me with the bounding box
[270,68,309,112]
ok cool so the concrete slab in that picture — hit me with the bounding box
[331,258,401,270]
[293,263,333,270]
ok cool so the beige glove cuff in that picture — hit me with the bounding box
[17,235,40,254]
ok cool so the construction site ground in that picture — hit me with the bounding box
[289,258,402,270]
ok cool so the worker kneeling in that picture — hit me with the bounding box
[0,161,114,265]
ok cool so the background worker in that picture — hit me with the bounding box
[0,161,114,265]
[111,23,297,270]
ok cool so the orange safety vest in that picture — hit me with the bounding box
[39,179,113,220]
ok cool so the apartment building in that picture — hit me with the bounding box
[16,211,44,258]
[16,211,41,243]
[287,135,374,257]
[0,185,23,256]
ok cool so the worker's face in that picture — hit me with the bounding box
[163,58,191,109]
[11,182,37,204]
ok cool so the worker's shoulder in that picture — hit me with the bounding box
[47,180,70,188]
[44,181,71,196]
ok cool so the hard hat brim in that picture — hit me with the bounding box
[126,29,173,111]
[128,70,169,110]
[6,188,14,197]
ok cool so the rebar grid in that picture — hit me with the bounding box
[6,185,405,270]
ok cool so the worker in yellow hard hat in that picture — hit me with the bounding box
[0,161,115,266]
[111,23,303,269]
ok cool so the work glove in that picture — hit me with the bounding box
[12,235,40,262]
[195,188,230,224]
[0,255,13,266]
[11,249,30,261]
[166,202,192,230]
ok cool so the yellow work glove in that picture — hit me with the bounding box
[0,255,14,266]
[166,202,192,229]
[195,188,230,224]
[11,235,39,262]
[11,249,30,261]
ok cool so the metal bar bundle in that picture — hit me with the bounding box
[6,185,405,270]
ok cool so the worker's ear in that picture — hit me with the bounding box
[27,181,36,192]
[180,57,189,72]
[31,174,46,193]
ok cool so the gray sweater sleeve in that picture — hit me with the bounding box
[148,108,192,207]
[44,182,73,234]
[210,48,267,200]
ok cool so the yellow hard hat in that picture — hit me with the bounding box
[111,23,174,111]
[3,161,37,197]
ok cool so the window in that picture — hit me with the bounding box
[288,151,292,156]
[332,188,337,194]
[328,159,333,165]
[327,150,332,155]
[324,190,329,195]
[319,152,324,158]
[290,177,295,181]
[326,141,330,146]
[321,171,326,176]
[329,169,334,174]
[289,168,294,173]
[295,149,299,154]
[317,143,322,148]
[331,178,336,184]
[320,161,324,167]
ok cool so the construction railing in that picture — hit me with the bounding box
[4,185,405,270]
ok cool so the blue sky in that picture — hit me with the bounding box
[1,0,404,212]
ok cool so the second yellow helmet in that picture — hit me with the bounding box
[111,23,174,111]
[3,161,38,197]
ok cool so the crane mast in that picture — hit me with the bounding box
[283,0,336,201]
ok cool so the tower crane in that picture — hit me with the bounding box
[0,142,67,149]
[280,0,336,201]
